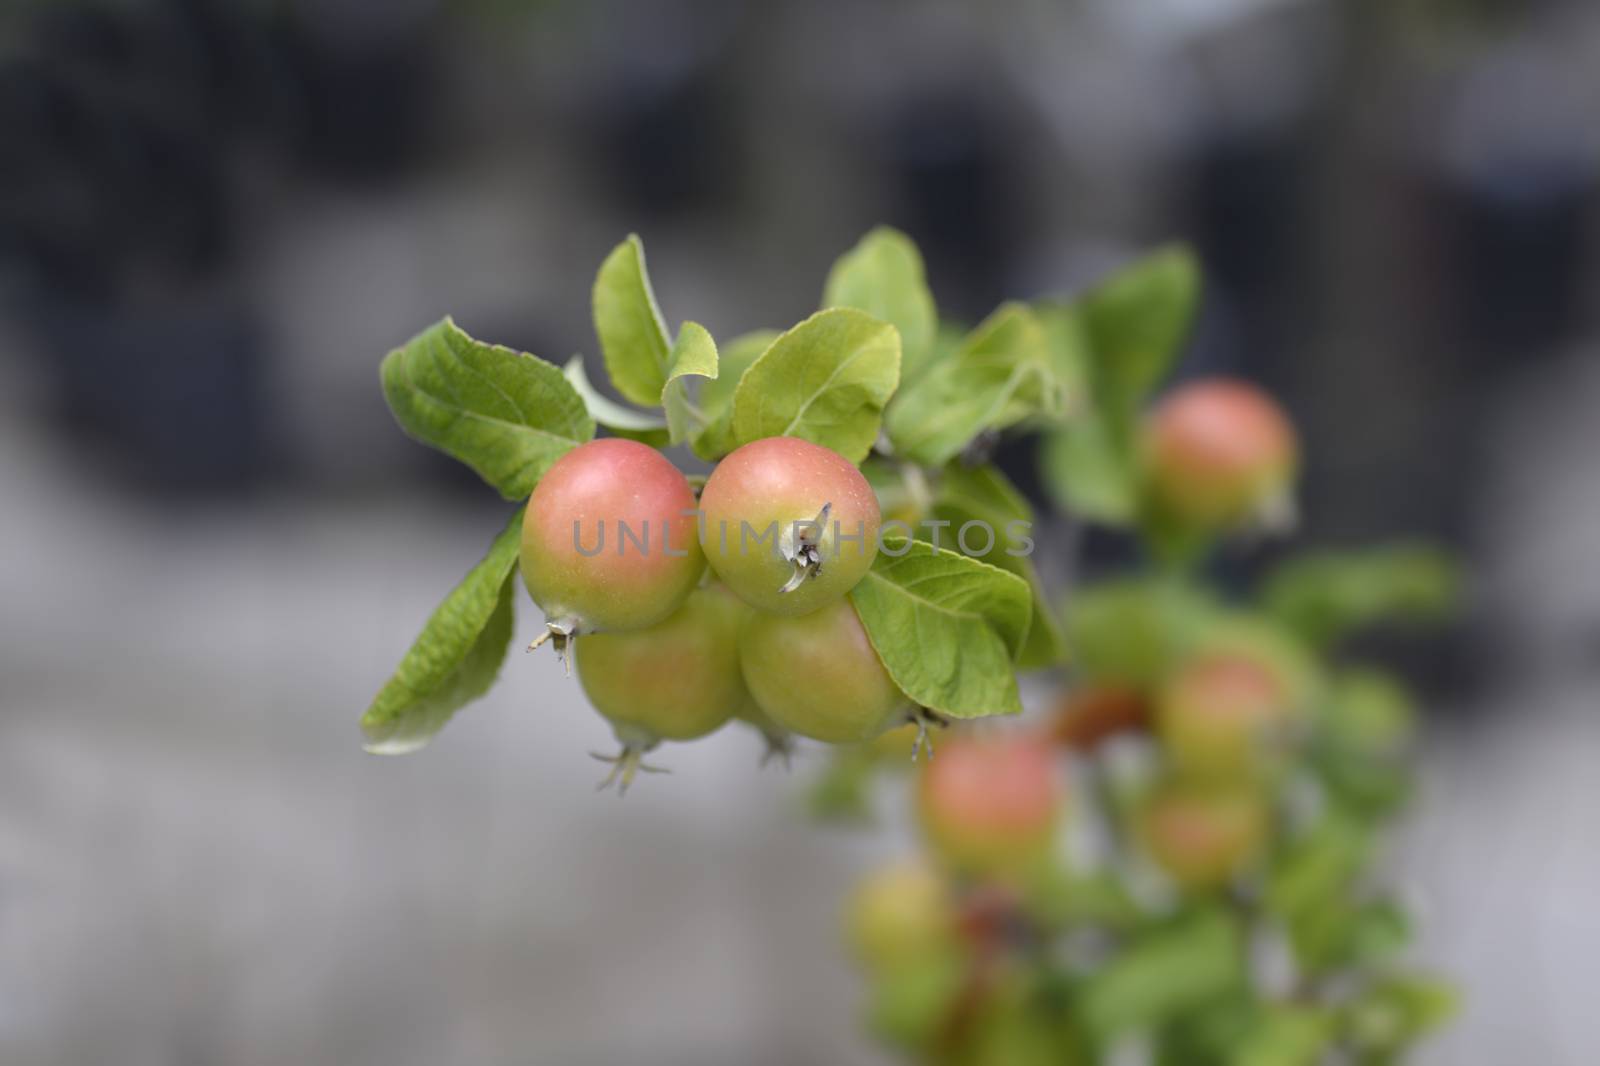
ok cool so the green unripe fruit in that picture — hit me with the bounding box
[699,436,880,615]
[1139,781,1267,890]
[739,597,906,743]
[521,439,704,652]
[845,860,957,972]
[917,733,1063,879]
[1144,378,1298,532]
[575,583,747,747]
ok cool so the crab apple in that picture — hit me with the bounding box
[845,860,959,973]
[1157,651,1296,779]
[739,597,907,743]
[1050,685,1149,751]
[698,436,880,615]
[574,583,745,791]
[521,438,704,660]
[917,733,1063,879]
[1144,378,1298,532]
[1139,781,1267,890]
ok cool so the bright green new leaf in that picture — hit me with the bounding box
[361,513,522,754]
[886,302,1072,466]
[563,356,669,446]
[381,318,595,500]
[849,536,1030,719]
[1078,244,1200,420]
[661,320,718,445]
[930,464,1063,669]
[690,328,779,461]
[730,308,901,463]
[823,226,938,384]
[1078,907,1245,1042]
[1040,415,1139,524]
[1035,299,1141,525]
[592,234,673,406]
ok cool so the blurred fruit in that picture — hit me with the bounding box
[1051,685,1149,750]
[1144,379,1297,532]
[918,733,1063,878]
[846,860,959,972]
[1139,781,1268,890]
[1157,652,1295,778]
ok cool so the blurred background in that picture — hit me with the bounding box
[2,0,1598,1062]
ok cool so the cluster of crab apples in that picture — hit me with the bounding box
[520,377,1298,794]
[521,434,901,790]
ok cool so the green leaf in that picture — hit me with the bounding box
[381,318,595,500]
[849,537,1030,719]
[730,308,901,463]
[1040,415,1139,524]
[1267,814,1371,925]
[592,234,673,407]
[1035,299,1140,525]
[361,513,522,754]
[866,947,970,1051]
[1026,868,1147,933]
[562,356,669,446]
[1078,907,1245,1042]
[1078,244,1200,421]
[690,328,780,461]
[805,748,879,824]
[1063,578,1216,685]
[1233,1005,1332,1066]
[1261,544,1461,649]
[1323,668,1417,758]
[930,464,1063,670]
[885,302,1071,466]
[822,226,938,384]
[1343,974,1459,1054]
[661,320,718,444]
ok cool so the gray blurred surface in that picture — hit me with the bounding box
[0,426,904,1066]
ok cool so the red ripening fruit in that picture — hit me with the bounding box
[574,583,747,791]
[1139,781,1267,890]
[1050,685,1149,751]
[739,597,906,743]
[1157,652,1295,779]
[917,733,1063,879]
[521,438,704,657]
[698,436,880,615]
[1144,378,1298,531]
